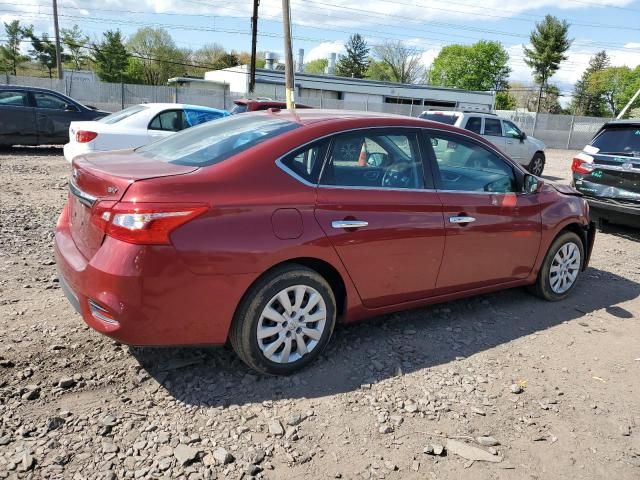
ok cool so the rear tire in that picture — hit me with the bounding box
[529,231,584,301]
[528,152,545,176]
[229,264,336,375]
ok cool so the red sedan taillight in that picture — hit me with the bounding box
[76,130,98,143]
[91,202,207,245]
[571,153,594,174]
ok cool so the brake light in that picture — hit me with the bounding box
[91,202,207,245]
[76,130,98,143]
[571,153,594,174]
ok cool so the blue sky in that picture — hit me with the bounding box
[2,0,639,100]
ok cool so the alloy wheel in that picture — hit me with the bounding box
[549,242,581,294]
[257,285,327,364]
[531,157,544,176]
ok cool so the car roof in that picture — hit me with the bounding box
[0,85,70,95]
[601,119,640,127]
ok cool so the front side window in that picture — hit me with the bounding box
[33,93,69,110]
[320,130,425,190]
[136,114,298,166]
[503,120,522,139]
[149,110,185,132]
[280,141,329,184]
[0,90,27,106]
[427,133,516,193]
[483,118,503,136]
[465,117,482,134]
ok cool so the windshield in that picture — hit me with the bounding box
[591,126,640,156]
[230,104,248,114]
[99,105,148,124]
[419,113,459,125]
[136,114,299,166]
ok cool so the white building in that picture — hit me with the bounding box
[203,65,495,114]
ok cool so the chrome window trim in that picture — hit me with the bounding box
[274,124,523,193]
[592,163,640,172]
[68,178,97,207]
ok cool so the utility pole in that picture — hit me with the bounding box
[52,0,63,80]
[281,0,295,108]
[617,87,640,119]
[249,0,259,94]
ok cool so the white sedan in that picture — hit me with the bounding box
[63,103,229,162]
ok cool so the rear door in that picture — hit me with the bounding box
[424,130,541,292]
[32,91,86,144]
[482,117,507,153]
[314,128,446,308]
[0,89,37,145]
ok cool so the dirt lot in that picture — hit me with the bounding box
[1,148,639,480]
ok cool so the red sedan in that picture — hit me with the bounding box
[55,110,595,375]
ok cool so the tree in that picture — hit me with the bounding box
[0,20,32,75]
[305,58,328,74]
[28,33,64,78]
[92,30,130,83]
[365,59,394,81]
[61,25,89,70]
[588,66,638,117]
[495,91,517,110]
[571,50,609,116]
[372,41,424,84]
[428,41,511,92]
[126,28,187,85]
[523,15,572,114]
[335,34,369,78]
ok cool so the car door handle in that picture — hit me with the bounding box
[449,216,476,224]
[331,220,369,229]
[506,141,514,144]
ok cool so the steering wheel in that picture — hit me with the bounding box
[381,162,413,189]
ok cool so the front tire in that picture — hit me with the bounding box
[528,152,545,176]
[529,231,584,301]
[229,264,337,375]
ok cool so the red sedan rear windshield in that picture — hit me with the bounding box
[136,115,298,166]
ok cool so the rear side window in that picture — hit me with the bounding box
[591,127,640,156]
[99,105,148,124]
[0,90,27,106]
[184,109,225,127]
[483,118,502,136]
[419,113,458,125]
[280,141,329,184]
[149,110,185,132]
[465,117,482,134]
[136,114,298,166]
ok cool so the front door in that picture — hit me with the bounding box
[424,130,542,292]
[314,128,446,309]
[503,120,528,163]
[32,91,86,144]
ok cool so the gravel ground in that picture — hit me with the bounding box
[1,147,639,480]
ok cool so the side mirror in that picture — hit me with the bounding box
[520,131,527,141]
[524,174,543,193]
[430,138,439,147]
[64,104,78,112]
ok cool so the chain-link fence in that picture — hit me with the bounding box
[3,74,617,150]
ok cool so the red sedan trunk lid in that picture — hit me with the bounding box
[69,151,198,259]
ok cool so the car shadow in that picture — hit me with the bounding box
[0,145,64,156]
[130,267,639,407]
[596,222,640,242]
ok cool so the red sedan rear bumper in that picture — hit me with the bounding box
[54,219,256,346]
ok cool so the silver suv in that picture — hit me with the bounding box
[419,111,546,176]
